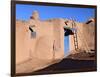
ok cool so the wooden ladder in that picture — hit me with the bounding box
[72,20,78,50]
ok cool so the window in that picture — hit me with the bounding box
[29,26,36,38]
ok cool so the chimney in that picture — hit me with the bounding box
[30,10,39,20]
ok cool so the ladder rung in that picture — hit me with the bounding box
[74,42,78,44]
[75,41,78,42]
[74,39,77,41]
[74,34,77,36]
[74,38,78,40]
[74,35,77,37]
[74,44,78,46]
[74,40,78,42]
[73,36,77,38]
[74,40,78,41]
[75,46,78,47]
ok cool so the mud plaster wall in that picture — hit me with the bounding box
[16,18,66,73]
[69,21,95,52]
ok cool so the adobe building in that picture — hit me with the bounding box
[68,18,95,53]
[16,11,95,73]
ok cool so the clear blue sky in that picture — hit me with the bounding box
[16,4,95,56]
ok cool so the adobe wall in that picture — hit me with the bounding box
[16,11,65,73]
[69,19,95,53]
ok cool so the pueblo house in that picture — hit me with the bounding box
[16,11,95,73]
